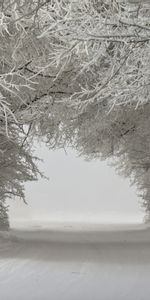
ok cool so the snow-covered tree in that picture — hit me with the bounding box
[0,127,41,203]
[1,0,150,220]
[1,0,150,123]
[0,200,9,230]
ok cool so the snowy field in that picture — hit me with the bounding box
[0,225,150,300]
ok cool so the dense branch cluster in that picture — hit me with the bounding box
[1,0,150,225]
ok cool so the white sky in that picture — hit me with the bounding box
[8,144,144,227]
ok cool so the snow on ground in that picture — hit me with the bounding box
[0,226,150,300]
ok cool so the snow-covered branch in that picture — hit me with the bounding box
[1,0,150,220]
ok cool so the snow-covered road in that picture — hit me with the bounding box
[0,228,150,300]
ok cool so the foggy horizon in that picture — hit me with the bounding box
[7,145,144,228]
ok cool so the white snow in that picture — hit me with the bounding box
[0,226,150,299]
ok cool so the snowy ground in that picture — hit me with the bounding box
[0,225,150,300]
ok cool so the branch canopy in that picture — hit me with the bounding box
[0,0,150,220]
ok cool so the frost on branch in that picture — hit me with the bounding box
[1,1,150,221]
[1,0,150,123]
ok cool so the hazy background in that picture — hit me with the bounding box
[8,144,144,227]
[3,145,149,300]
